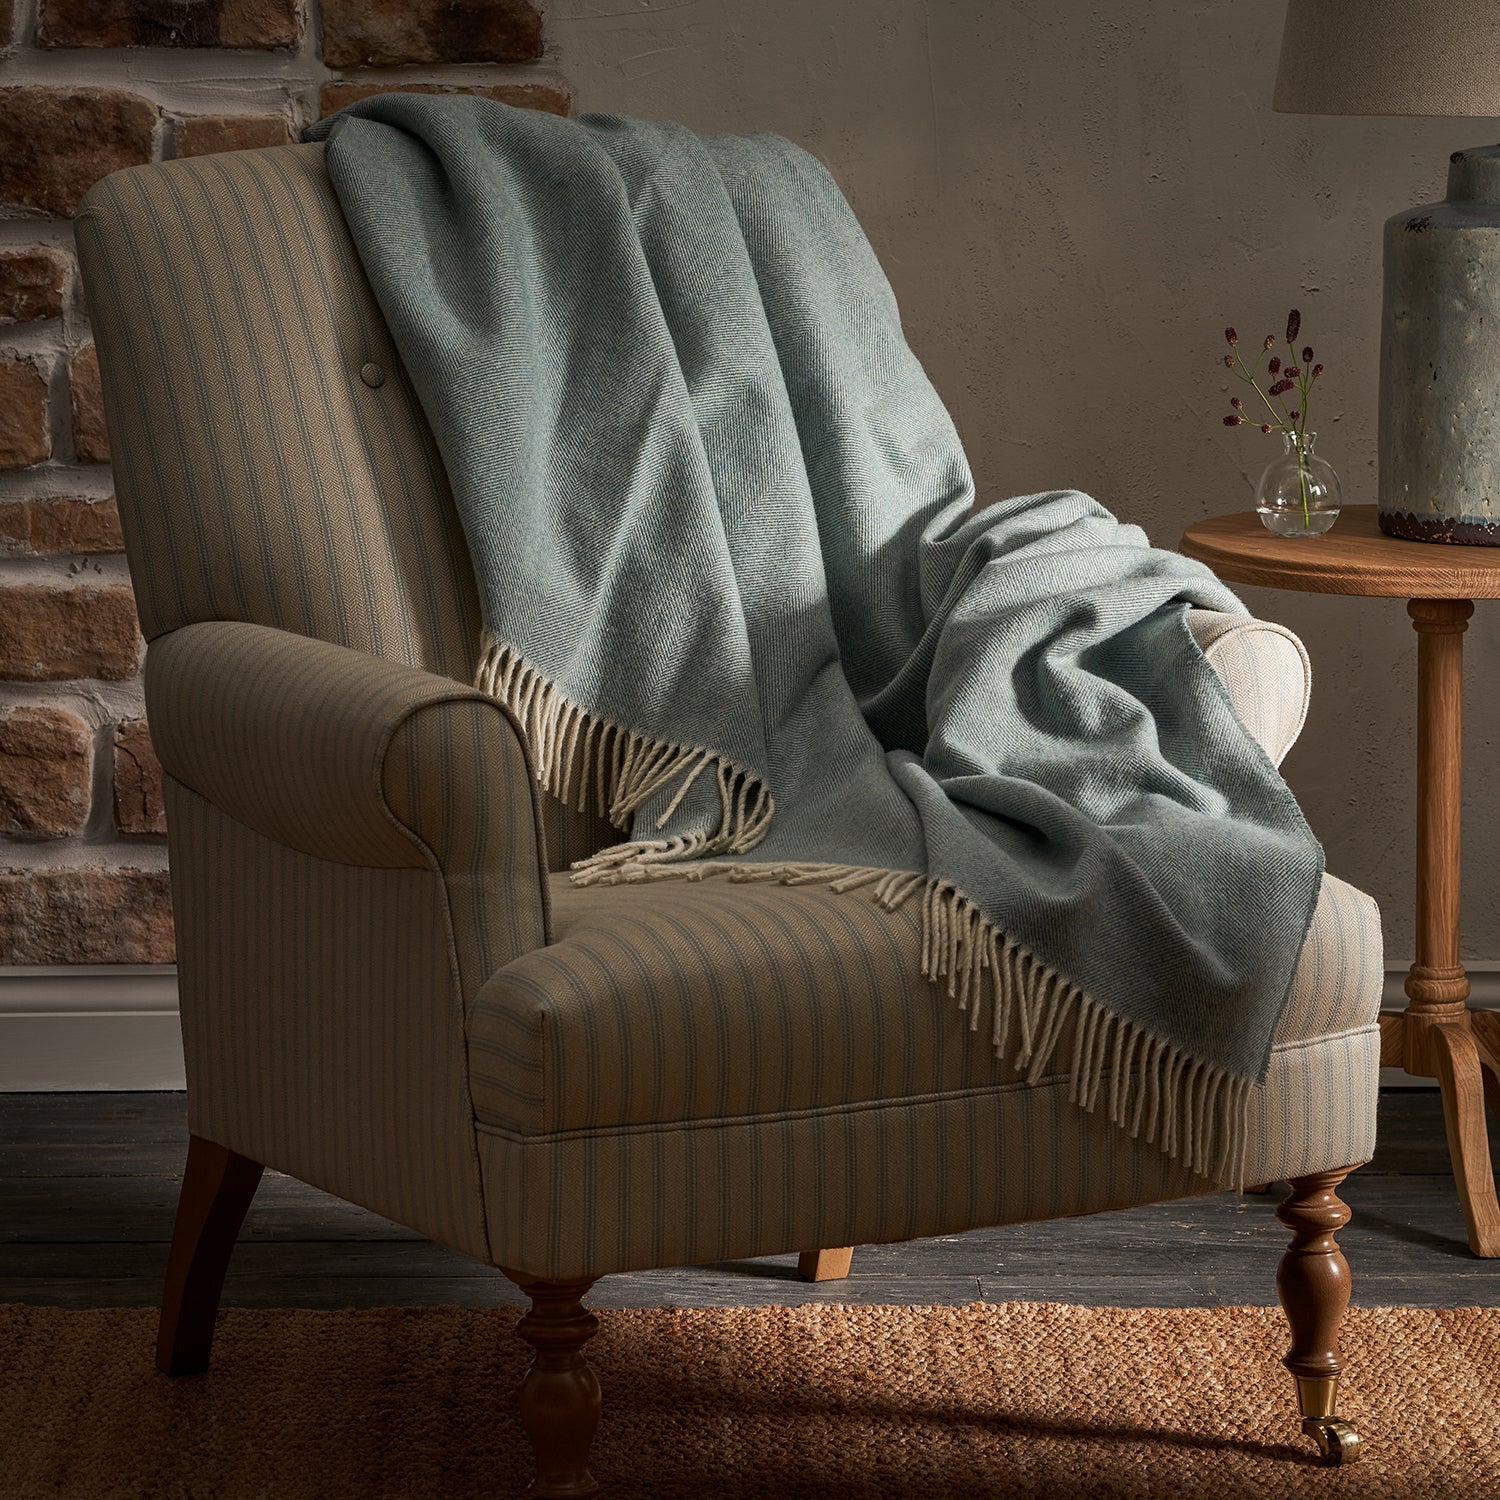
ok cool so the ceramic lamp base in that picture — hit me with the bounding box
[1379,509,1500,545]
[1379,143,1500,546]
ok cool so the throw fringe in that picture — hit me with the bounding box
[475,636,775,872]
[569,856,1252,1189]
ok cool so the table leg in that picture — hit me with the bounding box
[1384,598,1500,1256]
[1405,600,1471,1008]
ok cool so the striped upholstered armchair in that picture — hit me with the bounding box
[76,144,1382,1492]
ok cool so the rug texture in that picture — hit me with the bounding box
[1,1301,1493,1498]
[305,96,1324,1189]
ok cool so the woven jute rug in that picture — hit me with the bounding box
[1,1302,1495,1498]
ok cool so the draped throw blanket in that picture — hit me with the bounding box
[308,98,1324,1186]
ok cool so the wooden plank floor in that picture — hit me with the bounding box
[1,1090,1496,1310]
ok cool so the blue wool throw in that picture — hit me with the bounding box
[308,98,1324,1185]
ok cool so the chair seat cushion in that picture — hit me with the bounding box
[468,871,1382,1138]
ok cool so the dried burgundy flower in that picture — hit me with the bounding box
[1216,310,1328,452]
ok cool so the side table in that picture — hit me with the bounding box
[1181,504,1500,1258]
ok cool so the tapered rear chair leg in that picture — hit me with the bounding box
[503,1272,603,1499]
[797,1246,854,1282]
[157,1133,264,1376]
[1276,1168,1362,1465]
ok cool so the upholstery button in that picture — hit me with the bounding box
[359,361,384,388]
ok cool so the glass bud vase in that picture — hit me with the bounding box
[1256,431,1342,537]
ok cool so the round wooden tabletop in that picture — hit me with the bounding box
[1178,505,1500,600]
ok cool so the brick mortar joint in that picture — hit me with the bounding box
[0,553,134,583]
[84,717,116,837]
[13,0,39,51]
[0,679,147,723]
[0,467,116,503]
[0,836,169,866]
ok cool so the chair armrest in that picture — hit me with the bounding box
[1188,608,1311,768]
[147,620,551,985]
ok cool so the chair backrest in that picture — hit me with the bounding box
[76,143,606,867]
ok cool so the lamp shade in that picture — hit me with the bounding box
[1275,0,1500,116]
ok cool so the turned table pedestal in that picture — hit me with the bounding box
[1182,504,1500,1257]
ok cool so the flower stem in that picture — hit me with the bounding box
[1231,356,1293,430]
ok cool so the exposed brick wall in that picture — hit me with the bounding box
[0,0,567,965]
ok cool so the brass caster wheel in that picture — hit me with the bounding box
[1302,1415,1361,1465]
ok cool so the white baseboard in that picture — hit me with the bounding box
[0,962,1494,1093]
[0,966,184,1091]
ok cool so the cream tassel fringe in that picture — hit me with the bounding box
[569,856,1252,1189]
[477,637,1249,1189]
[475,637,775,875]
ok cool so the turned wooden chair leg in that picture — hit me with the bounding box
[1276,1168,1361,1466]
[797,1246,854,1282]
[503,1271,603,1498]
[157,1133,264,1376]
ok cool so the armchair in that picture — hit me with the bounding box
[76,143,1382,1492]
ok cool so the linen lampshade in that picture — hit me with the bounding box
[1275,0,1500,117]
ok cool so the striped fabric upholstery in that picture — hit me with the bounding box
[470,871,1378,1137]
[148,621,551,999]
[74,141,581,870]
[1188,609,1311,767]
[168,776,495,1261]
[383,697,552,1004]
[74,147,479,673]
[476,1024,1381,1278]
[470,867,1377,1279]
[75,143,1383,1285]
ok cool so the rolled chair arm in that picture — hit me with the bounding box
[1188,608,1311,767]
[147,620,551,988]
